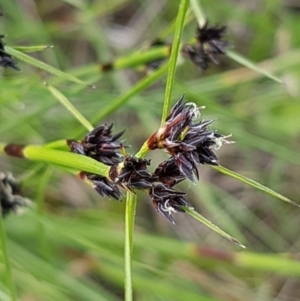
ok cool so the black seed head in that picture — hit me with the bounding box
[87,173,123,201]
[115,156,154,190]
[149,184,190,224]
[0,36,20,71]
[0,172,31,217]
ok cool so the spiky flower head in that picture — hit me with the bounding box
[148,95,233,182]
[182,22,228,70]
[114,156,154,190]
[0,35,20,71]
[149,183,190,224]
[85,173,122,201]
[0,172,31,216]
[68,123,125,166]
[196,22,228,58]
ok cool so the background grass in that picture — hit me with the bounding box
[1,0,300,300]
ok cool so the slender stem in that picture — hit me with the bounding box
[72,63,169,139]
[43,139,69,150]
[0,215,17,301]
[161,0,189,126]
[90,64,169,128]
[114,46,170,69]
[124,191,137,301]
[135,141,150,159]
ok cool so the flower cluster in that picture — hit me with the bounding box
[0,172,31,216]
[150,158,189,223]
[69,96,232,223]
[0,35,19,71]
[68,123,125,200]
[68,123,125,166]
[148,95,233,182]
[114,156,153,190]
[183,22,228,70]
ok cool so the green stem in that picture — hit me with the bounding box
[43,139,69,150]
[0,215,17,301]
[124,191,137,301]
[114,46,170,70]
[161,0,189,126]
[135,141,150,159]
[8,145,109,177]
[73,63,169,139]
[91,63,168,124]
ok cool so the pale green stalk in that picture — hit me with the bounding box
[124,191,137,301]
[73,63,169,139]
[23,145,110,177]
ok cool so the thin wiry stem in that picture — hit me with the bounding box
[124,191,137,301]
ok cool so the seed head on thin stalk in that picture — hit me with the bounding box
[182,22,229,70]
[68,123,126,200]
[68,123,125,166]
[113,156,154,190]
[148,95,234,183]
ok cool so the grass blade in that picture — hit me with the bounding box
[72,63,169,138]
[13,45,54,53]
[5,46,95,88]
[226,50,283,84]
[184,207,246,248]
[46,84,94,131]
[212,165,299,207]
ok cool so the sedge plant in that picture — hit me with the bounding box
[1,1,300,301]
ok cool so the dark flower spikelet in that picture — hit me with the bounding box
[0,35,20,71]
[86,173,122,200]
[114,156,154,190]
[68,123,125,200]
[147,158,191,223]
[148,95,233,182]
[68,123,125,166]
[149,183,190,224]
[183,22,228,70]
[0,172,31,216]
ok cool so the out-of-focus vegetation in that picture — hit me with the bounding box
[1,0,300,300]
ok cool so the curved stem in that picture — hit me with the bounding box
[124,191,137,301]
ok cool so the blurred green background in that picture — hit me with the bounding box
[1,0,300,300]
